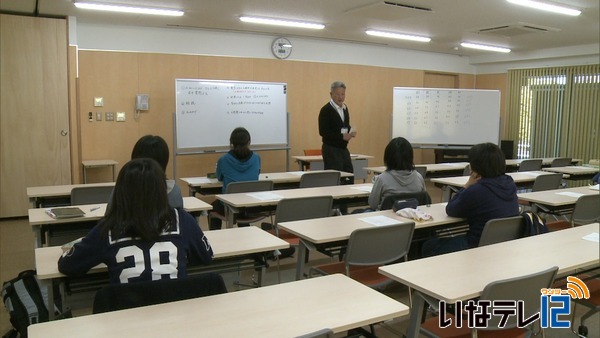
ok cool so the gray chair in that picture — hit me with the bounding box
[208,180,274,228]
[546,194,600,231]
[415,166,427,179]
[295,328,334,338]
[420,266,558,338]
[380,191,432,211]
[550,157,572,167]
[531,173,563,192]
[478,215,523,247]
[462,164,471,176]
[70,186,114,205]
[518,159,542,172]
[299,171,340,188]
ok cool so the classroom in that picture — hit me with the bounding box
[1,1,599,337]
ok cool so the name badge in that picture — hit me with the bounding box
[341,128,348,134]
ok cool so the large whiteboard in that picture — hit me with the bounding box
[392,87,500,145]
[175,79,288,153]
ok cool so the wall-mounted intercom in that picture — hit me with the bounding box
[136,94,149,111]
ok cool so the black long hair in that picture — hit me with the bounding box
[229,127,252,160]
[102,158,175,241]
[384,137,415,171]
[131,135,170,172]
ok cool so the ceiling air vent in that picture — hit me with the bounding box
[344,1,432,20]
[476,23,558,37]
[382,2,432,12]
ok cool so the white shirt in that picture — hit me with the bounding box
[330,99,345,122]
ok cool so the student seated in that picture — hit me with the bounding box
[209,127,261,230]
[367,137,426,211]
[58,158,213,284]
[422,143,519,257]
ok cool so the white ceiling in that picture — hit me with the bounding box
[1,0,598,57]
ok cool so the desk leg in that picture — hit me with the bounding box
[441,186,452,202]
[112,164,116,182]
[297,160,304,171]
[295,241,307,280]
[83,166,88,184]
[406,291,427,338]
[41,278,56,321]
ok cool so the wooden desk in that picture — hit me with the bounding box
[82,160,118,183]
[28,197,211,247]
[379,223,600,338]
[365,162,469,178]
[279,203,466,280]
[517,186,599,213]
[292,154,373,180]
[542,165,599,181]
[431,171,555,202]
[180,170,354,196]
[29,274,408,338]
[35,226,290,319]
[27,182,116,208]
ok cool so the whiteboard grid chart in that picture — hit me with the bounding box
[392,87,500,146]
[175,79,288,153]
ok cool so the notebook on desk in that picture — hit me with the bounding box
[46,207,85,219]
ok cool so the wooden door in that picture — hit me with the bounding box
[0,14,70,217]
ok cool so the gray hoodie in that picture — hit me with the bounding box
[368,170,426,210]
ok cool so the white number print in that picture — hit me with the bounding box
[116,242,179,283]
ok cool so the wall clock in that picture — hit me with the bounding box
[271,37,292,59]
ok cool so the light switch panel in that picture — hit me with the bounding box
[94,97,104,107]
[116,112,126,122]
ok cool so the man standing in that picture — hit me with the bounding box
[318,81,357,185]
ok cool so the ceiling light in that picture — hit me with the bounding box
[365,30,431,42]
[74,2,184,16]
[240,16,324,30]
[506,0,581,16]
[460,42,511,53]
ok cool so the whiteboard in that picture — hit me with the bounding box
[392,87,500,145]
[175,79,288,153]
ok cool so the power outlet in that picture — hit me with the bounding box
[105,112,114,121]
[96,112,102,121]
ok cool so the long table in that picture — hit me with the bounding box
[292,154,373,180]
[28,274,408,338]
[517,186,599,214]
[180,170,353,196]
[365,162,469,178]
[279,203,466,280]
[542,165,599,181]
[35,226,290,319]
[379,223,600,338]
[28,197,212,247]
[216,183,373,227]
[27,182,116,208]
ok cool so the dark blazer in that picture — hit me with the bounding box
[318,101,351,149]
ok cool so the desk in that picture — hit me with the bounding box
[28,197,211,247]
[517,186,598,214]
[216,183,372,227]
[35,226,290,319]
[180,170,353,196]
[82,160,118,183]
[29,274,408,337]
[542,165,599,181]
[365,162,469,178]
[379,223,600,338]
[505,157,581,169]
[431,171,555,202]
[292,154,373,181]
[27,182,116,208]
[279,203,466,280]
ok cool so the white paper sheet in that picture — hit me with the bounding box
[582,232,599,243]
[351,185,373,192]
[555,192,585,198]
[246,192,283,201]
[358,216,399,226]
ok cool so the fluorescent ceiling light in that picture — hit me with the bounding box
[74,2,184,16]
[506,0,581,16]
[365,30,431,42]
[240,16,324,30]
[461,42,511,53]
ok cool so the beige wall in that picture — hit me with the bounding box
[73,50,505,193]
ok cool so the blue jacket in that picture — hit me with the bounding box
[446,175,519,247]
[216,151,261,193]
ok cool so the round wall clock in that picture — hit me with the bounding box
[271,37,292,59]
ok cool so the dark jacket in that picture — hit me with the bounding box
[318,101,351,149]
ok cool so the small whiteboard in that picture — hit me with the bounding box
[392,87,500,145]
[175,79,288,153]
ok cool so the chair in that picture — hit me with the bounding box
[462,164,471,176]
[420,266,558,338]
[295,328,334,338]
[550,157,572,167]
[92,273,227,314]
[380,191,432,211]
[531,173,562,191]
[572,276,600,337]
[70,186,114,205]
[208,180,274,228]
[478,215,523,246]
[415,166,427,179]
[299,171,340,188]
[546,194,600,231]
[302,149,322,170]
[517,159,542,172]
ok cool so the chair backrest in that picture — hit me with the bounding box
[478,215,524,246]
[225,180,273,194]
[478,266,558,331]
[518,159,543,172]
[303,149,322,156]
[345,222,415,270]
[380,191,432,211]
[70,186,114,205]
[531,173,563,192]
[572,194,600,226]
[550,157,572,167]
[415,166,427,179]
[295,328,334,338]
[462,164,471,176]
[299,171,340,188]
[92,273,227,314]
[275,196,333,224]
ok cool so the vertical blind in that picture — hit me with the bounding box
[506,65,599,162]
